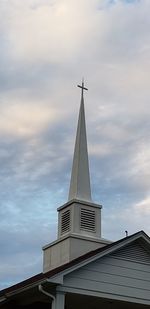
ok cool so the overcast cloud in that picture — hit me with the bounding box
[0,0,150,289]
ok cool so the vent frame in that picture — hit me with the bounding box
[61,209,71,235]
[80,207,96,233]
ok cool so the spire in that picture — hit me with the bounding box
[43,81,104,274]
[68,80,92,202]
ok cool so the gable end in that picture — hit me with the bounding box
[110,240,150,264]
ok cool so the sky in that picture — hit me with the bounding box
[0,0,150,290]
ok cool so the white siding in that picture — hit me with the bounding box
[63,242,150,304]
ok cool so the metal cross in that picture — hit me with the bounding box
[77,79,88,98]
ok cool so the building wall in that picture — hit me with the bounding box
[63,243,150,305]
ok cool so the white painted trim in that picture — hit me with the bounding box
[57,199,102,212]
[55,290,65,309]
[47,275,64,285]
[43,233,111,250]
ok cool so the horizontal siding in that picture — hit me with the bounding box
[64,255,150,303]
[84,259,150,281]
[67,268,150,289]
[64,276,150,301]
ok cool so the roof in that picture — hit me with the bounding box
[0,230,149,299]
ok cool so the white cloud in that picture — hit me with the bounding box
[1,0,100,64]
[133,196,150,216]
[0,94,68,137]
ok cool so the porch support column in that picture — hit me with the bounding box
[55,290,65,309]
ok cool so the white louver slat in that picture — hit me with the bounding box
[80,208,96,232]
[61,209,71,234]
[111,240,150,264]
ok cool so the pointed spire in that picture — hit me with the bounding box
[68,80,92,202]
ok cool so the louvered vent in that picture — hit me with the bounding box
[80,208,95,232]
[111,241,150,264]
[61,209,71,234]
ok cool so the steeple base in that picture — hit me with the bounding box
[43,234,111,273]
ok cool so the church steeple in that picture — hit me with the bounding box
[57,81,102,240]
[68,80,92,202]
[42,81,111,274]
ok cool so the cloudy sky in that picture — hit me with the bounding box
[0,0,150,289]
